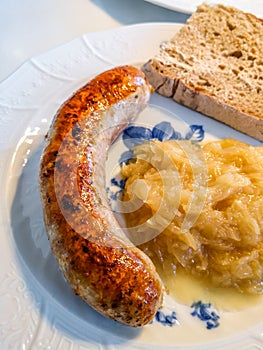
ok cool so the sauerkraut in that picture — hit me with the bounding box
[121,138,263,294]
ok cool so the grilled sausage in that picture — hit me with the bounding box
[39,66,164,327]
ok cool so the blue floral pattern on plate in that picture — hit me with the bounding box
[119,121,204,165]
[153,310,178,327]
[122,121,204,148]
[191,301,220,330]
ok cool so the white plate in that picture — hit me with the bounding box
[144,0,263,17]
[0,22,262,350]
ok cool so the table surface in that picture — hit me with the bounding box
[0,0,190,83]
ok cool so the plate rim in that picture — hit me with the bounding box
[143,0,263,18]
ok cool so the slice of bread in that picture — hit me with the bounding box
[142,3,263,141]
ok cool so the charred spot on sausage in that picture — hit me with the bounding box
[61,194,80,213]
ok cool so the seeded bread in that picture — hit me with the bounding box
[142,3,263,141]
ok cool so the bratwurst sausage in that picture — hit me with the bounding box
[39,66,164,327]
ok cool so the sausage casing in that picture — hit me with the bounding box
[39,66,164,327]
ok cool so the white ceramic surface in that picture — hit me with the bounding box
[0,23,262,350]
[0,0,188,83]
[144,0,263,17]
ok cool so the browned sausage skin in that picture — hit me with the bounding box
[39,66,164,327]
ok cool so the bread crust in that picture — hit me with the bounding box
[142,4,263,141]
[39,65,164,327]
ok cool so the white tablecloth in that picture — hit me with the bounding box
[0,0,189,82]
